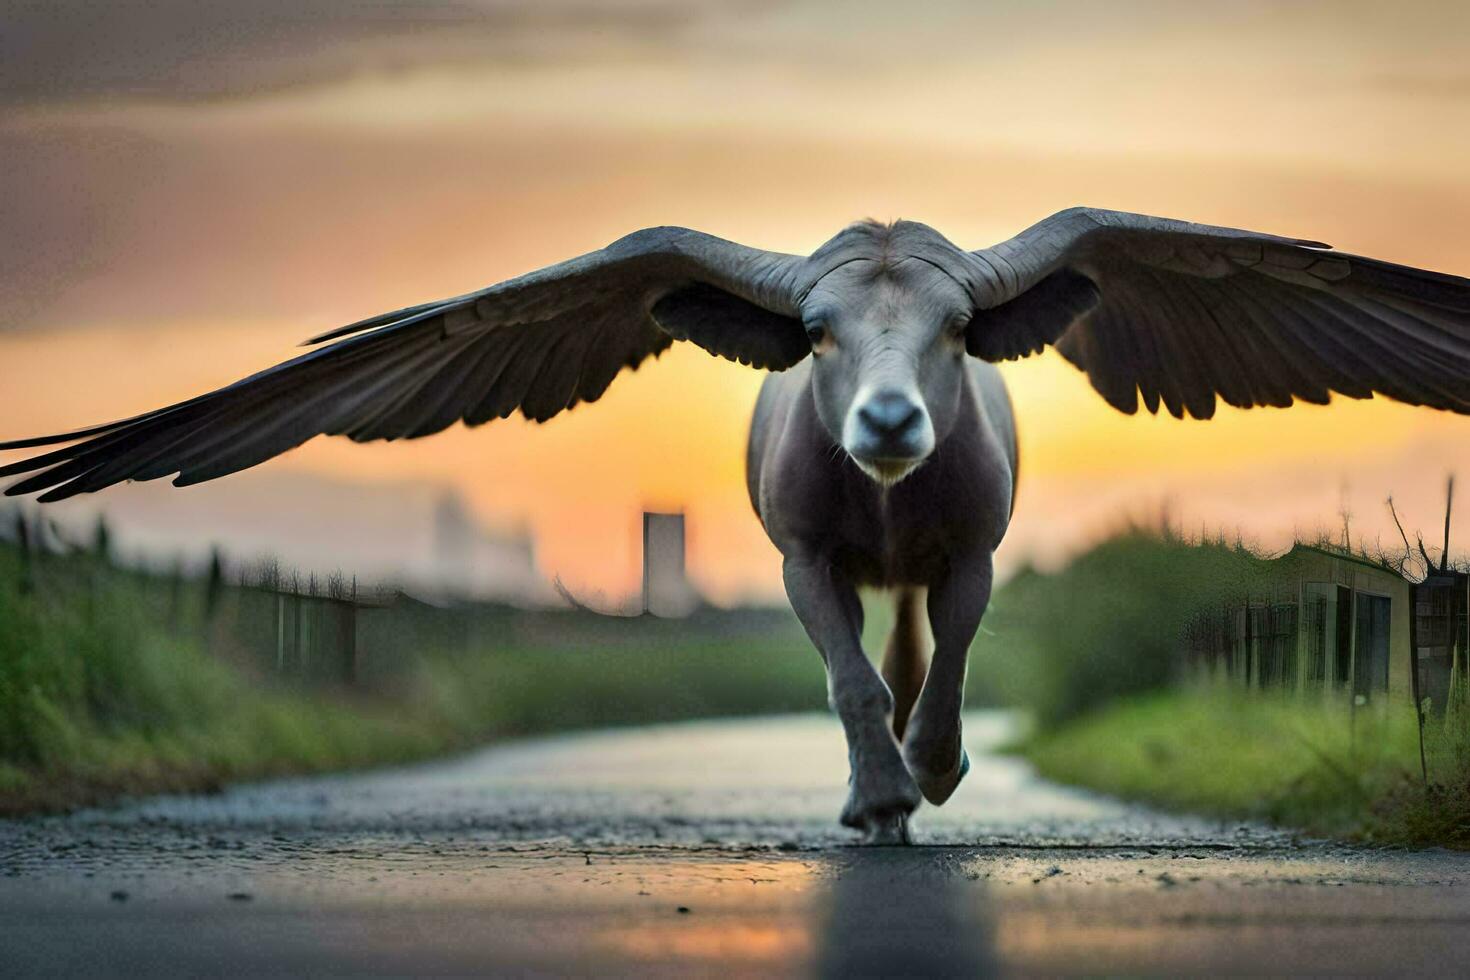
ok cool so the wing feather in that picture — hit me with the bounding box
[973,207,1470,418]
[1,228,805,499]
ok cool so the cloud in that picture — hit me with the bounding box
[0,0,720,108]
[1370,72,1470,100]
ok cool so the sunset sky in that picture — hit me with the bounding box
[3,0,1470,603]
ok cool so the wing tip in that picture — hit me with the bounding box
[301,323,366,346]
[0,431,84,452]
[304,296,463,347]
[6,471,69,500]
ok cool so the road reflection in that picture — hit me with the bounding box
[600,920,816,964]
[815,849,998,978]
[590,857,822,971]
[583,848,998,976]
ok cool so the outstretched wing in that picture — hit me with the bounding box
[966,207,1470,419]
[1,227,807,501]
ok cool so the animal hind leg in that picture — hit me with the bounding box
[881,588,929,742]
[783,556,921,843]
[902,555,993,806]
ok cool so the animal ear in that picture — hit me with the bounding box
[964,267,1101,362]
[652,283,811,370]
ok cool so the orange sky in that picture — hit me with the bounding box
[3,1,1469,603]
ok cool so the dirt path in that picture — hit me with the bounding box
[3,713,1468,976]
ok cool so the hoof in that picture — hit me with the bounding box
[906,744,969,807]
[839,772,921,841]
[858,810,911,846]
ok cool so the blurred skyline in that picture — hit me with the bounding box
[3,0,1470,602]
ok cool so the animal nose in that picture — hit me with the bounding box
[843,386,935,475]
[857,390,923,438]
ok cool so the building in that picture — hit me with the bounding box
[1415,571,1469,716]
[431,490,543,603]
[1184,544,1412,709]
[641,511,699,617]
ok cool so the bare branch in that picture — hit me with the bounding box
[1417,532,1436,574]
[1441,474,1456,574]
[1385,496,1420,579]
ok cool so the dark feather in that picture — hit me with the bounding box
[972,207,1470,418]
[1,227,805,498]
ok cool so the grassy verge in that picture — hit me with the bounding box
[1,637,830,816]
[1,627,830,816]
[0,534,829,815]
[1022,686,1470,847]
[965,533,1276,724]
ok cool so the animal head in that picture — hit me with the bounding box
[797,221,982,485]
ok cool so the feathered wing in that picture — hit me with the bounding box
[0,227,807,501]
[966,207,1470,419]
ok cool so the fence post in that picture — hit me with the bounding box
[343,602,358,686]
[291,574,303,674]
[1452,577,1468,719]
[167,558,184,633]
[15,510,34,596]
[1409,580,1429,788]
[92,515,112,564]
[204,547,225,625]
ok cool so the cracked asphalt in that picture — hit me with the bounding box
[3,712,1468,977]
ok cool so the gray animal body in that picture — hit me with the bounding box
[5,208,1470,841]
[748,357,1016,839]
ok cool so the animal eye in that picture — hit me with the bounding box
[805,323,828,346]
[949,314,970,338]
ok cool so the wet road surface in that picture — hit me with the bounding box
[3,712,1469,976]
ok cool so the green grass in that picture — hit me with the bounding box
[8,520,1466,850]
[0,545,458,812]
[435,638,826,738]
[967,532,1280,723]
[0,533,829,814]
[1022,685,1470,847]
[3,523,1240,818]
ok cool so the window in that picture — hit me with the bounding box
[1353,592,1392,700]
[1302,584,1336,689]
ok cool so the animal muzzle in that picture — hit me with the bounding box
[842,387,935,484]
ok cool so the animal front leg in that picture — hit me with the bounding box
[902,555,993,806]
[783,557,921,843]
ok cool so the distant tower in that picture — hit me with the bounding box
[433,490,476,590]
[642,511,697,616]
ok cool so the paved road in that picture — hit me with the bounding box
[3,712,1468,976]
